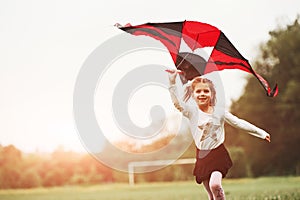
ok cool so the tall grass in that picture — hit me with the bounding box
[0,176,299,200]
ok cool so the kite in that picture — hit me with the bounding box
[116,21,278,97]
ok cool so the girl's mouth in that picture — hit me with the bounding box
[198,97,207,101]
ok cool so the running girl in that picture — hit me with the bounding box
[167,70,270,200]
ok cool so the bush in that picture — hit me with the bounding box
[19,169,41,188]
[0,167,21,189]
[227,147,251,178]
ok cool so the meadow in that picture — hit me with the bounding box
[0,176,299,200]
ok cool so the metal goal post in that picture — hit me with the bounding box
[128,158,196,185]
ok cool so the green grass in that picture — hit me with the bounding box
[0,177,299,200]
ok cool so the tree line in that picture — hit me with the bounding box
[225,17,300,176]
[0,144,114,189]
[0,138,249,189]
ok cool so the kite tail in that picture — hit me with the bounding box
[253,72,278,97]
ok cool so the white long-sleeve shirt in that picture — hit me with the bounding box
[169,84,269,150]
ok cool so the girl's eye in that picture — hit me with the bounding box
[194,88,210,93]
[195,89,210,94]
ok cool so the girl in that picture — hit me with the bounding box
[167,70,270,200]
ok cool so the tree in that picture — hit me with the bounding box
[0,145,22,188]
[228,17,300,176]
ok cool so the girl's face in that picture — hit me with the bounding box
[192,82,212,108]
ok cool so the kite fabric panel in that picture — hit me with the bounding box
[117,21,278,97]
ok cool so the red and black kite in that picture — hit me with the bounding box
[116,21,278,97]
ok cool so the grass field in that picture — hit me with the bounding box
[0,177,299,200]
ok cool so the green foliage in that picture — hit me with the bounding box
[19,169,41,188]
[0,145,23,188]
[227,147,251,178]
[229,17,300,177]
[0,145,114,189]
[134,164,195,183]
[0,142,195,188]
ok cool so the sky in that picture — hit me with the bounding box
[0,0,299,153]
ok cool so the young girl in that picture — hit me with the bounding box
[167,70,270,200]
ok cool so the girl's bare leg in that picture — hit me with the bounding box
[209,171,226,200]
[203,179,214,200]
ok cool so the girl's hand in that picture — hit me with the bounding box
[265,134,271,142]
[165,69,182,85]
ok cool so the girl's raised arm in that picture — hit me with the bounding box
[166,69,188,114]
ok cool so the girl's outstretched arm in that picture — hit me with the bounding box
[225,111,271,142]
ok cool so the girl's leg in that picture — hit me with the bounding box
[203,179,214,200]
[209,171,226,200]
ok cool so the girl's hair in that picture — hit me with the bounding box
[183,77,217,106]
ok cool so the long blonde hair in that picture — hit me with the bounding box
[183,77,216,106]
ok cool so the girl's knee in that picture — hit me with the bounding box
[209,182,222,191]
[209,183,225,199]
[209,172,225,199]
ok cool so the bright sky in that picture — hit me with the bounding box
[0,0,299,153]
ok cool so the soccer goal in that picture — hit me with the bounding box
[128,158,196,185]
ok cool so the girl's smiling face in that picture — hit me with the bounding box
[192,82,212,109]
